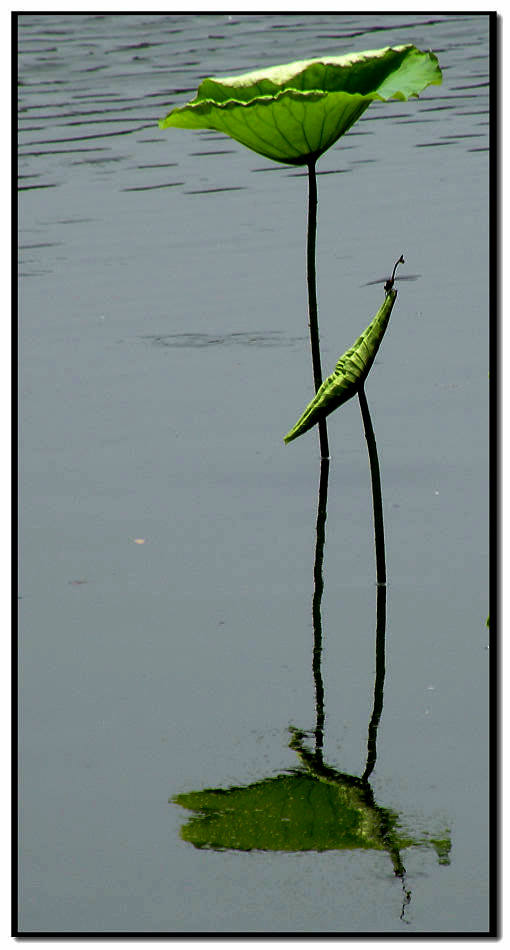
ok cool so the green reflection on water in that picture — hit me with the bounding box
[171,414,451,919]
[172,734,450,874]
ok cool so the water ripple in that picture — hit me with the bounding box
[141,331,305,348]
[18,13,489,258]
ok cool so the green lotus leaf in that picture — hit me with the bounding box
[284,287,397,444]
[159,45,442,164]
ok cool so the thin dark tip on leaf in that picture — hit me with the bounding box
[385,254,405,293]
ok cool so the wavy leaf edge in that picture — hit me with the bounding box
[159,44,442,130]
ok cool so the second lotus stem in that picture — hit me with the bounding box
[307,159,330,459]
[358,384,386,586]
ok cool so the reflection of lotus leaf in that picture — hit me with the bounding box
[429,838,451,865]
[174,773,390,852]
[159,46,442,165]
[173,770,446,860]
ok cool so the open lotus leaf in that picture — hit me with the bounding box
[159,45,442,164]
[284,287,397,444]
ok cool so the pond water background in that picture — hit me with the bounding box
[18,13,491,935]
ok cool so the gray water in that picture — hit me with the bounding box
[18,13,490,935]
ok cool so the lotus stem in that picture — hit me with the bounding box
[306,159,330,459]
[358,385,386,586]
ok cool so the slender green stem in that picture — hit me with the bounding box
[358,385,386,586]
[307,159,329,459]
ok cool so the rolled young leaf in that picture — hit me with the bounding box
[284,287,397,444]
[159,45,442,165]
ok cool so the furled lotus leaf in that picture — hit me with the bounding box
[159,45,442,164]
[284,287,397,444]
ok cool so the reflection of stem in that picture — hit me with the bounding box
[362,582,386,784]
[400,877,412,923]
[354,411,410,902]
[359,381,387,780]
[358,385,386,586]
[312,458,330,759]
[306,159,329,460]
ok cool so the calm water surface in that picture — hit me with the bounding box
[18,13,490,935]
